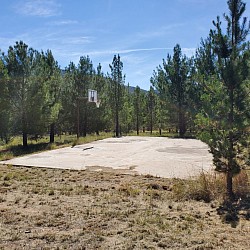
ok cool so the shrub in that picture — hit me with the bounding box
[172,170,250,203]
[172,172,226,202]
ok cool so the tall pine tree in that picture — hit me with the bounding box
[109,55,125,137]
[196,0,250,198]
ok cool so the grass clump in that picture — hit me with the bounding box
[172,170,250,203]
[233,170,250,199]
[117,182,140,197]
[172,172,226,202]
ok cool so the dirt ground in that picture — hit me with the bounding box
[0,165,249,250]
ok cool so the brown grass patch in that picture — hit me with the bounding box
[0,165,249,249]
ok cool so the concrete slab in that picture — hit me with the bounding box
[0,136,214,178]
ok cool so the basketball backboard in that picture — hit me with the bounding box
[88,89,97,103]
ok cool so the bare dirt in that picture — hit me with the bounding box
[0,165,249,249]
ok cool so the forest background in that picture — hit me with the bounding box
[1,0,250,198]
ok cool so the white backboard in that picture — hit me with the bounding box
[88,89,97,103]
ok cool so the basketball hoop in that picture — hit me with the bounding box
[88,89,98,103]
[88,89,101,108]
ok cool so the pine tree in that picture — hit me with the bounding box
[147,86,156,134]
[60,57,95,138]
[0,57,11,143]
[152,44,193,137]
[77,56,95,137]
[109,55,125,137]
[37,50,62,143]
[2,41,44,147]
[196,0,250,198]
[133,86,142,135]
[121,83,133,134]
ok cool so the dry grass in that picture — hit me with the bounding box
[0,164,250,249]
[0,133,112,161]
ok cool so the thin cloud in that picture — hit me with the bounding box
[14,0,61,17]
[86,47,196,56]
[137,23,185,40]
[87,48,167,56]
[48,20,79,26]
[44,33,93,45]
[177,0,208,4]
[62,36,93,45]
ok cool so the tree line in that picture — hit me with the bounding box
[0,43,162,146]
[0,0,249,197]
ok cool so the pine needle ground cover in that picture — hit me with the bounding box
[0,165,249,249]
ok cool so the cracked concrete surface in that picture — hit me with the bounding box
[1,136,213,178]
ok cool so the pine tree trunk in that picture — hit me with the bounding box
[159,127,162,135]
[23,132,28,148]
[179,108,186,138]
[83,108,87,137]
[136,111,139,135]
[77,99,80,139]
[50,123,55,143]
[115,108,119,137]
[227,88,235,199]
[22,111,28,148]
[226,170,234,199]
[150,109,153,135]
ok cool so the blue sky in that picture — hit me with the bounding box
[0,0,233,89]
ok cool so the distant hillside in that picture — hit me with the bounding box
[127,85,148,94]
[60,69,149,94]
[127,85,159,94]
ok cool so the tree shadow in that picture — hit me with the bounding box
[168,134,197,139]
[9,143,50,157]
[0,142,65,157]
[217,196,250,228]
